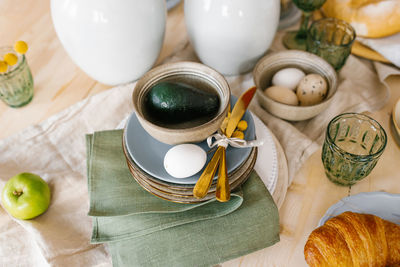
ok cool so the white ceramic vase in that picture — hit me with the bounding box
[184,0,280,75]
[51,0,166,85]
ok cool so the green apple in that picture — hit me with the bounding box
[1,172,51,220]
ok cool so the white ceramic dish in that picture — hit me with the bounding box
[319,192,400,226]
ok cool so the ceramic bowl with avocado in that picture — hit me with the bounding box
[132,61,230,145]
[253,50,338,121]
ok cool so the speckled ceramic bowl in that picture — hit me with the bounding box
[132,61,230,145]
[253,50,338,121]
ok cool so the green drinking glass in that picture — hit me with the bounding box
[322,113,387,186]
[306,18,356,70]
[282,0,327,50]
[0,47,34,108]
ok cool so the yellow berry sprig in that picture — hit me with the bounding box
[0,61,7,73]
[0,40,29,74]
[14,40,28,54]
[232,120,248,139]
[4,53,18,66]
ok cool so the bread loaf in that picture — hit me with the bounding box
[304,211,400,267]
[321,0,400,38]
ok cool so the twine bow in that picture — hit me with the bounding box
[207,133,264,149]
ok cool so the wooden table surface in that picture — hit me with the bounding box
[1,1,400,266]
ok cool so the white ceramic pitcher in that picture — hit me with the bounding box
[184,0,280,75]
[51,0,166,85]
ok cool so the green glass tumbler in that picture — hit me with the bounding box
[306,18,356,70]
[0,47,34,108]
[322,113,387,186]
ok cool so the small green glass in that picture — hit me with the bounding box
[0,47,34,108]
[306,18,356,70]
[282,0,327,50]
[322,113,387,186]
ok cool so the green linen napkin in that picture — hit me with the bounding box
[87,130,279,267]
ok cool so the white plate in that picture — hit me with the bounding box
[117,111,278,193]
[319,192,400,226]
[253,113,278,193]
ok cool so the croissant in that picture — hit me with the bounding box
[304,211,400,267]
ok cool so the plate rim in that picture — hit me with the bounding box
[318,191,400,226]
[252,112,278,193]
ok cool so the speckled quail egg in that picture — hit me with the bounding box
[164,144,206,178]
[272,68,306,91]
[264,85,298,106]
[296,74,327,106]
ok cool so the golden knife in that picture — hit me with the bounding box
[193,86,257,201]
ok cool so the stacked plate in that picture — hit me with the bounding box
[122,105,258,204]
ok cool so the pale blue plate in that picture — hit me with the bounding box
[318,192,400,226]
[124,97,255,185]
[166,0,180,10]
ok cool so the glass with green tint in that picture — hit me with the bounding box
[306,18,356,70]
[322,113,387,186]
[0,47,34,108]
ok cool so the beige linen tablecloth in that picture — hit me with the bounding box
[0,34,399,266]
[358,33,400,68]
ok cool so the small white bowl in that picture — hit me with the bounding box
[253,50,338,121]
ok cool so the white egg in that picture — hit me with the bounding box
[264,85,298,106]
[272,68,306,91]
[164,144,207,178]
